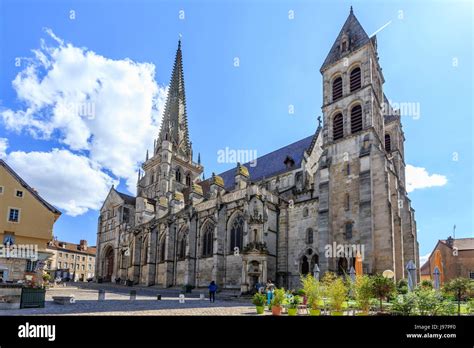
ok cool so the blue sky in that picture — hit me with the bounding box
[0,0,472,261]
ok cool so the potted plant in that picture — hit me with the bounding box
[252,293,266,314]
[354,275,373,315]
[270,288,285,316]
[327,277,347,316]
[301,274,321,316]
[287,295,301,316]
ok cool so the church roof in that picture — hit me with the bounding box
[115,189,136,206]
[320,7,371,72]
[201,131,318,192]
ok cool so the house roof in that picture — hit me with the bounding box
[320,8,371,72]
[440,237,474,251]
[0,159,61,216]
[48,240,96,256]
[201,132,318,192]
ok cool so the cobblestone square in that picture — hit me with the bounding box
[0,283,262,316]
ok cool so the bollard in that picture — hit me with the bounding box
[130,290,137,301]
[98,289,105,301]
[157,294,162,300]
[179,294,185,304]
[200,293,205,300]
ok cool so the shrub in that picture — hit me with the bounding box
[420,280,433,289]
[397,279,408,295]
[391,293,416,315]
[300,274,321,310]
[371,274,396,312]
[442,278,473,316]
[287,295,302,309]
[414,287,444,315]
[252,293,266,307]
[354,275,374,313]
[328,277,347,312]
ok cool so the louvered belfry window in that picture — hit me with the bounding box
[332,76,343,101]
[385,133,392,152]
[350,67,361,92]
[350,105,363,133]
[333,113,344,140]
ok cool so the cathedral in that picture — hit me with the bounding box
[96,9,420,292]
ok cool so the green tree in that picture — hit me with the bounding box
[354,275,373,313]
[414,288,444,315]
[443,278,473,316]
[391,293,417,316]
[371,274,396,312]
[300,274,321,310]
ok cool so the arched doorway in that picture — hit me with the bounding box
[104,247,114,282]
[337,257,348,275]
[301,256,310,275]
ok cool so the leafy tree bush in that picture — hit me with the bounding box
[391,293,417,315]
[327,277,347,312]
[397,279,408,295]
[443,278,473,316]
[300,274,321,310]
[354,275,373,313]
[414,287,444,315]
[420,279,433,289]
[371,274,396,312]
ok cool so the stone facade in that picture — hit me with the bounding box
[96,9,420,292]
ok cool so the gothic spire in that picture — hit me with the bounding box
[157,39,192,159]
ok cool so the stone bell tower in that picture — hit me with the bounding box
[317,7,401,278]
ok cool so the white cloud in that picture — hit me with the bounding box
[6,149,117,216]
[406,164,447,193]
[1,28,167,197]
[0,138,7,158]
[419,253,430,266]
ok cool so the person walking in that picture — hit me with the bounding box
[266,279,275,306]
[208,281,218,303]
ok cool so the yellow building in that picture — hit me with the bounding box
[0,159,61,283]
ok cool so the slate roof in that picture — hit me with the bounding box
[48,240,97,256]
[201,133,318,192]
[115,190,136,206]
[0,159,61,215]
[440,238,474,251]
[320,8,371,72]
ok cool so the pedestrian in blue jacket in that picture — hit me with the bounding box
[208,281,218,302]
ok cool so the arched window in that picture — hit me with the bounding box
[142,237,149,264]
[159,236,166,262]
[301,256,310,275]
[185,173,191,186]
[333,113,344,140]
[202,222,214,257]
[230,215,244,253]
[385,133,391,152]
[175,167,182,183]
[332,76,343,101]
[177,231,187,260]
[350,104,363,133]
[345,222,353,240]
[306,228,313,244]
[350,67,361,92]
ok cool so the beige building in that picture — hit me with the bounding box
[45,239,96,282]
[0,159,61,283]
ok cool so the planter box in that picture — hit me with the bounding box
[0,285,22,310]
[20,288,46,309]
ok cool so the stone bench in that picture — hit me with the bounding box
[52,296,75,305]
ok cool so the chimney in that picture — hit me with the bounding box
[80,240,88,250]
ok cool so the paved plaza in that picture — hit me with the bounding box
[0,283,263,316]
